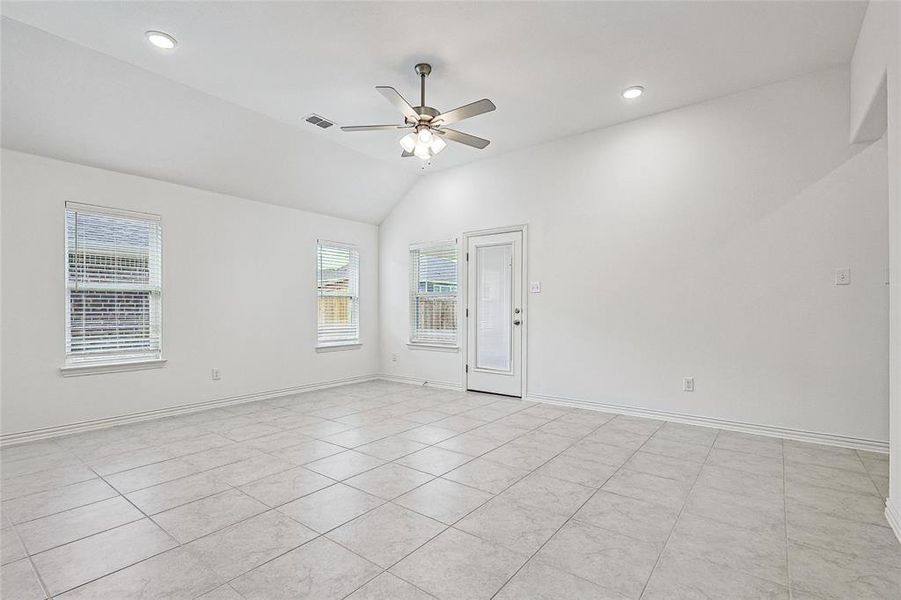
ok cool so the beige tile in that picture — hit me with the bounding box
[535,519,661,599]
[642,552,789,600]
[238,466,334,507]
[683,484,785,536]
[2,465,98,500]
[784,441,866,472]
[396,478,492,524]
[230,536,381,600]
[1,526,27,565]
[434,433,503,457]
[185,510,316,580]
[17,496,143,554]
[534,452,620,487]
[2,479,117,524]
[356,436,428,461]
[306,450,385,480]
[574,490,679,548]
[789,540,901,600]
[126,472,230,514]
[786,480,887,526]
[664,513,788,585]
[707,447,784,478]
[328,503,445,568]
[713,431,783,458]
[345,463,433,500]
[396,447,472,475]
[495,561,629,600]
[278,483,384,533]
[55,547,221,599]
[601,468,693,510]
[784,461,879,496]
[443,458,528,494]
[269,439,346,465]
[391,527,527,600]
[206,454,296,487]
[31,519,177,596]
[153,489,268,543]
[786,506,901,565]
[0,558,47,599]
[346,572,436,599]
[499,473,594,517]
[104,458,200,494]
[456,496,568,554]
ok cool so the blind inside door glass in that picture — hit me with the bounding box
[317,242,359,344]
[65,205,162,363]
[410,242,457,345]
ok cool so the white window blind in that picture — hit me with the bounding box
[409,241,458,345]
[317,241,360,345]
[65,202,162,365]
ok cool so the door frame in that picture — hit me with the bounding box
[461,224,529,398]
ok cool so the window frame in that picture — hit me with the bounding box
[61,202,164,375]
[316,239,361,349]
[408,240,459,349]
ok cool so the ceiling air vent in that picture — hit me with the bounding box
[304,114,335,129]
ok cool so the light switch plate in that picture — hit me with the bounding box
[835,268,851,285]
[529,281,541,293]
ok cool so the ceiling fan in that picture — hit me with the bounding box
[341,63,496,161]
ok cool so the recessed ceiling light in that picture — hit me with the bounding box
[145,31,177,50]
[622,86,644,99]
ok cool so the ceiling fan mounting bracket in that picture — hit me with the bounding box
[414,63,432,77]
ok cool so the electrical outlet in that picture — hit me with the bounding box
[391,353,398,363]
[835,268,850,285]
[211,368,221,381]
[683,376,694,392]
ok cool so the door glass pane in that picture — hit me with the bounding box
[476,243,512,372]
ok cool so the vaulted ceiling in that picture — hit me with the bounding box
[1,1,866,223]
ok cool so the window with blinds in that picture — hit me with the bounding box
[409,241,458,346]
[317,241,360,345]
[65,203,162,365]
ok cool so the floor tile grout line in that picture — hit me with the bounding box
[634,428,722,600]
[488,417,668,600]
[783,437,794,600]
[26,389,548,597]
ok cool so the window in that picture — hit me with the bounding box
[317,241,360,346]
[409,241,458,346]
[65,203,162,366]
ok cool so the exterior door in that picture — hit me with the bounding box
[466,230,523,397]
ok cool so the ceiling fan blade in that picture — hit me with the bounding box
[433,99,496,126]
[376,86,419,121]
[341,124,410,132]
[436,128,490,149]
[401,150,414,158]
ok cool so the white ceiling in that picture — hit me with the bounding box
[1,1,866,222]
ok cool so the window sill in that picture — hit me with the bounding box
[60,358,167,377]
[407,343,460,353]
[316,342,362,353]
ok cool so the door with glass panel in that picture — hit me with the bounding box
[466,230,523,397]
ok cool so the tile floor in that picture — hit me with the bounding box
[0,380,897,599]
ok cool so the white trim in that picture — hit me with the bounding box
[409,238,457,251]
[461,224,529,397]
[406,343,459,352]
[885,499,901,543]
[60,358,167,377]
[377,374,463,391]
[526,391,890,454]
[65,201,161,221]
[315,342,362,352]
[1,374,378,447]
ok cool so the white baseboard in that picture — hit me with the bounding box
[0,374,380,447]
[377,374,463,391]
[527,392,889,454]
[886,499,901,543]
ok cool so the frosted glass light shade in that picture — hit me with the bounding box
[399,133,417,153]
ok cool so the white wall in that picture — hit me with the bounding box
[380,67,890,444]
[1,150,380,436]
[850,0,900,532]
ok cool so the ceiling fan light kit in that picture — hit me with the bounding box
[341,63,496,162]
